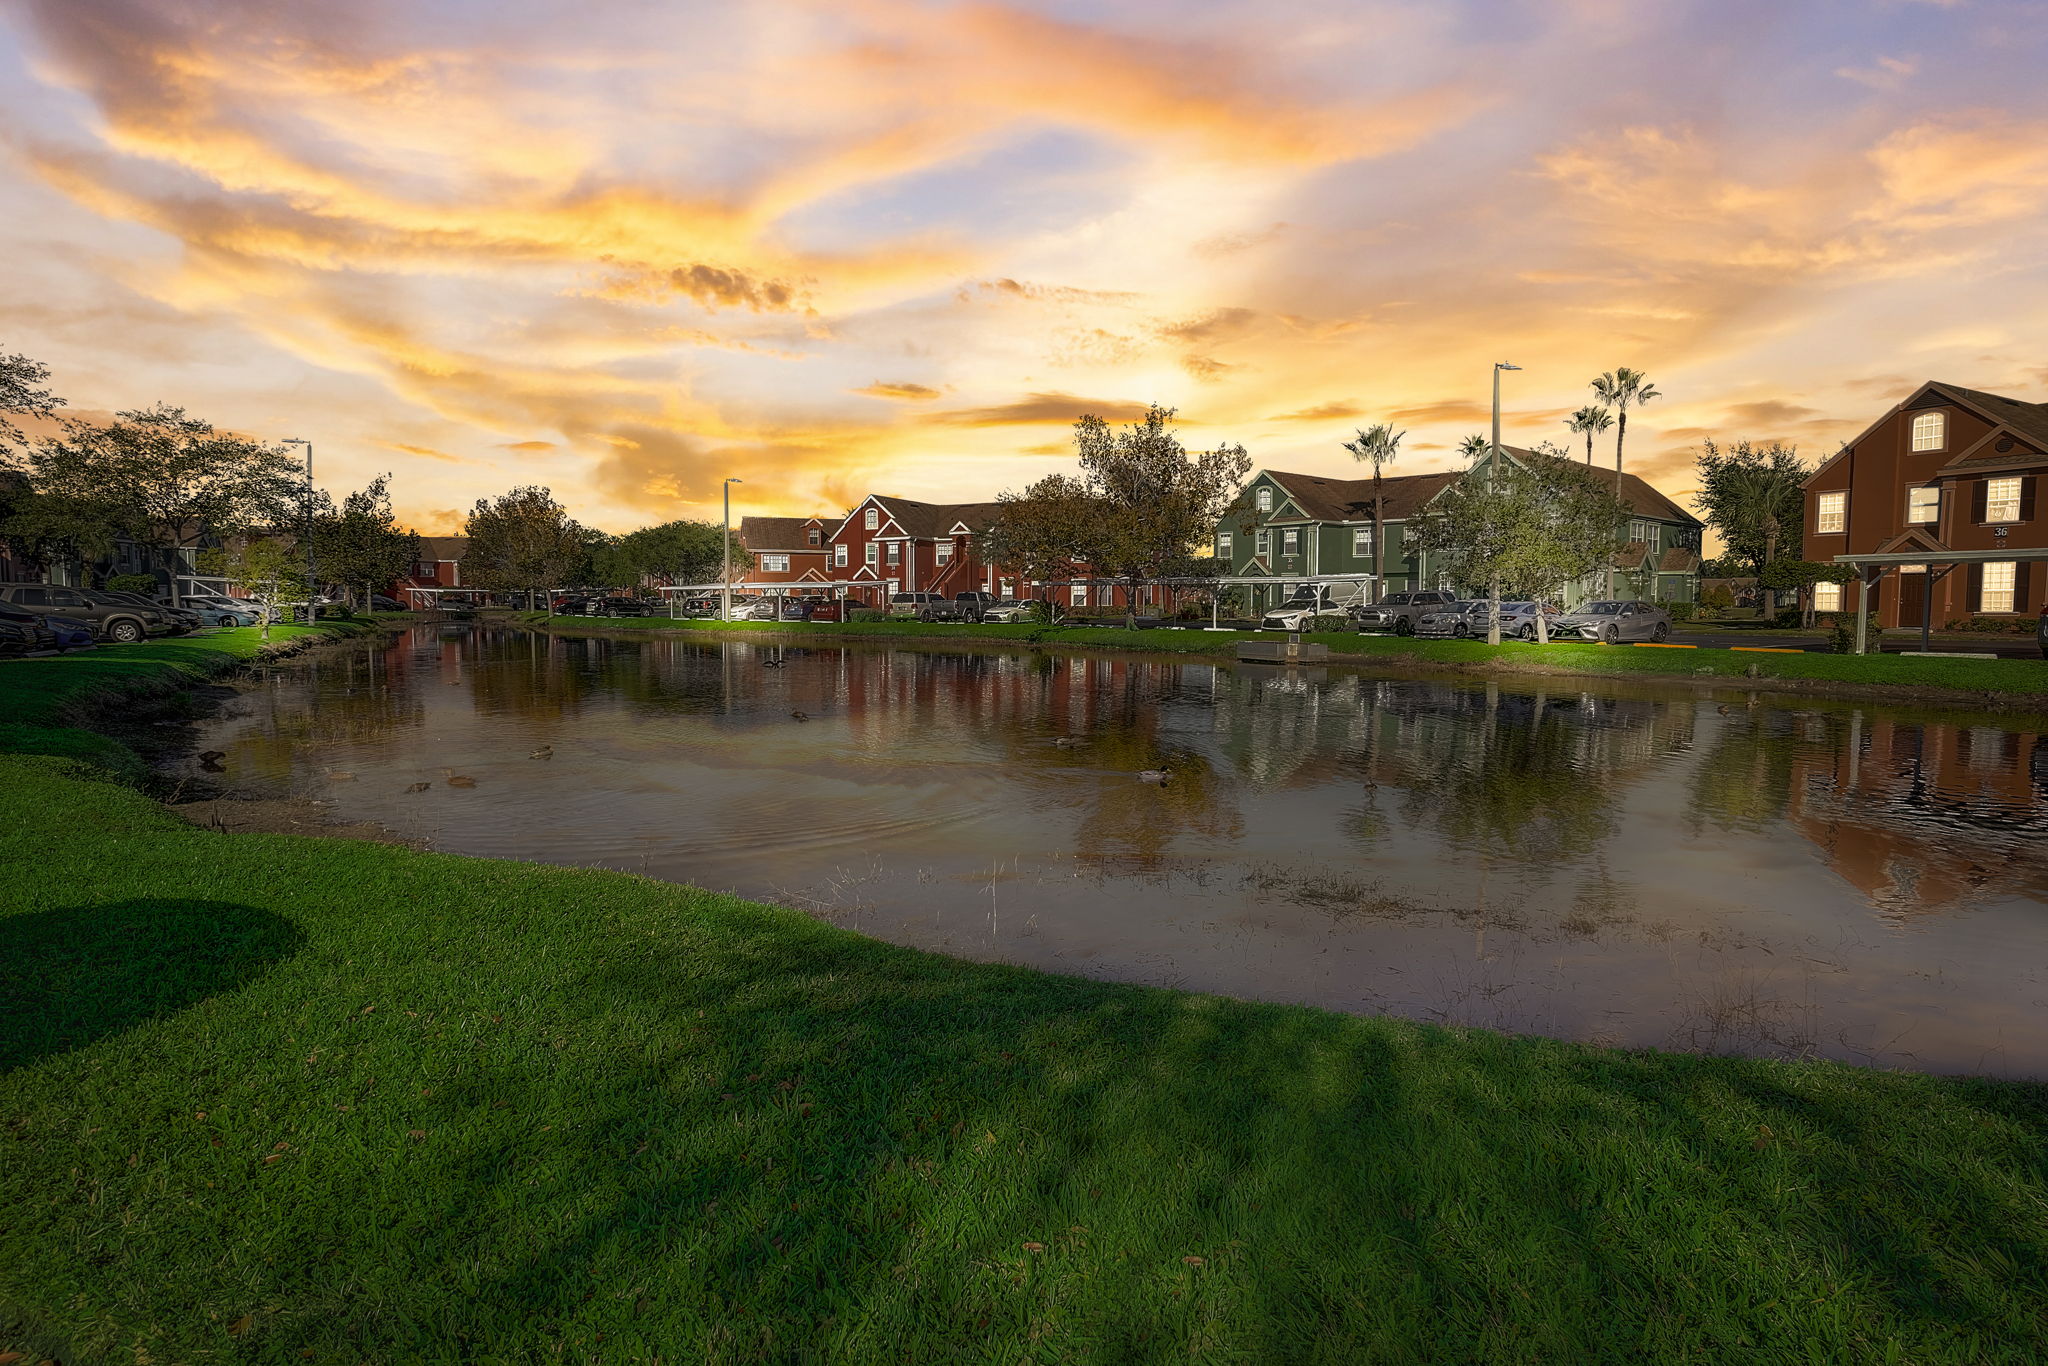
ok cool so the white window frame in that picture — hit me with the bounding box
[1352,527,1371,557]
[1816,491,1847,534]
[1907,485,1940,524]
[807,528,821,546]
[1215,532,1231,557]
[886,542,901,566]
[1812,580,1843,612]
[1256,487,1273,512]
[865,508,879,530]
[1255,529,1270,557]
[1910,411,1945,452]
[865,543,879,567]
[1985,477,2022,523]
[761,554,790,573]
[935,540,952,564]
[1072,581,1089,606]
[1982,560,2017,613]
[835,544,848,568]
[1282,528,1299,555]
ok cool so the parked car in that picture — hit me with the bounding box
[594,596,653,617]
[162,593,265,627]
[980,598,1041,624]
[0,583,171,643]
[0,603,58,653]
[1260,582,1367,631]
[1351,590,1457,636]
[99,590,200,634]
[806,598,845,623]
[43,615,98,649]
[1551,600,1672,643]
[953,590,998,622]
[888,592,952,621]
[2038,607,2047,659]
[369,594,405,612]
[777,595,831,621]
[1496,602,1562,640]
[1413,600,1486,638]
[673,594,721,618]
[739,597,782,621]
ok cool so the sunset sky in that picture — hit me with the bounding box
[3,0,2047,536]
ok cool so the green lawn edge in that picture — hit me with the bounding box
[516,611,2048,708]
[2,622,2046,1361]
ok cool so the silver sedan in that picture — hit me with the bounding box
[1550,600,1672,644]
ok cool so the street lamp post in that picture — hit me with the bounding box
[1487,363,1521,644]
[722,477,743,620]
[282,438,315,620]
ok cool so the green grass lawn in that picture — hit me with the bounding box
[5,754,2048,1363]
[522,613,2048,705]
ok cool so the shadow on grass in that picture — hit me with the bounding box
[0,898,303,1073]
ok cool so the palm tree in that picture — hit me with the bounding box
[1457,433,1490,462]
[1343,423,1405,604]
[1565,405,1613,465]
[1587,369,1661,475]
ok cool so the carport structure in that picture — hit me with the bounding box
[1831,547,2048,653]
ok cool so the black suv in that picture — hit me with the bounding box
[0,583,170,643]
[953,591,998,622]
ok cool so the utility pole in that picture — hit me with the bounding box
[1488,363,1520,645]
[722,477,743,620]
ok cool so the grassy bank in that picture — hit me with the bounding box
[520,612,2048,706]
[4,627,2047,1362]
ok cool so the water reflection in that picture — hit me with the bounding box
[192,626,2048,1076]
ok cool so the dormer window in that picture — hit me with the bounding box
[807,528,820,546]
[1256,487,1273,512]
[865,508,879,530]
[1910,411,1945,452]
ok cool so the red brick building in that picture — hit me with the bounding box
[1802,381,2045,626]
[393,535,468,607]
[737,515,840,589]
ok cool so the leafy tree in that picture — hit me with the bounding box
[463,486,589,608]
[197,536,307,633]
[313,475,421,611]
[978,472,1097,604]
[1693,439,1809,610]
[23,404,305,603]
[1588,368,1661,474]
[1565,405,1613,465]
[0,485,128,582]
[1407,453,1630,643]
[1456,433,1490,462]
[988,407,1249,629]
[597,518,741,588]
[1758,558,1856,628]
[0,346,65,455]
[1343,423,1406,604]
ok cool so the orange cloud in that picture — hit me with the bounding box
[852,381,942,401]
[923,392,1156,426]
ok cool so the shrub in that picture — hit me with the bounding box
[1828,612,1876,654]
[849,608,887,623]
[1027,601,1064,625]
[1309,614,1353,633]
[1941,615,2036,635]
[1699,585,1735,611]
[1659,600,1696,622]
[104,573,158,596]
[1773,606,1802,629]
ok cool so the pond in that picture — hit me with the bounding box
[189,624,2048,1077]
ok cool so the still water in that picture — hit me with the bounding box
[192,625,2048,1076]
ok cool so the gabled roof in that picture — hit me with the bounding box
[418,535,468,562]
[1805,380,2048,486]
[738,515,838,550]
[1255,448,1701,527]
[1657,547,1701,573]
[836,494,1009,540]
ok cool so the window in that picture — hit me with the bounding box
[807,528,821,546]
[1256,487,1272,512]
[864,508,878,530]
[1985,477,2022,523]
[1281,528,1299,555]
[1628,519,1656,544]
[1812,581,1842,612]
[1072,582,1089,606]
[1908,485,1940,524]
[935,541,952,564]
[886,542,901,566]
[1255,529,1270,557]
[762,554,790,573]
[834,544,848,568]
[1816,491,1847,534]
[865,543,879,567]
[1982,561,2017,613]
[1215,531,1232,557]
[1352,527,1372,557]
[1910,411,1945,452]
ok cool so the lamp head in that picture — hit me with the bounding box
[1497,363,1522,372]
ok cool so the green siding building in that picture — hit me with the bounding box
[1216,449,1704,614]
